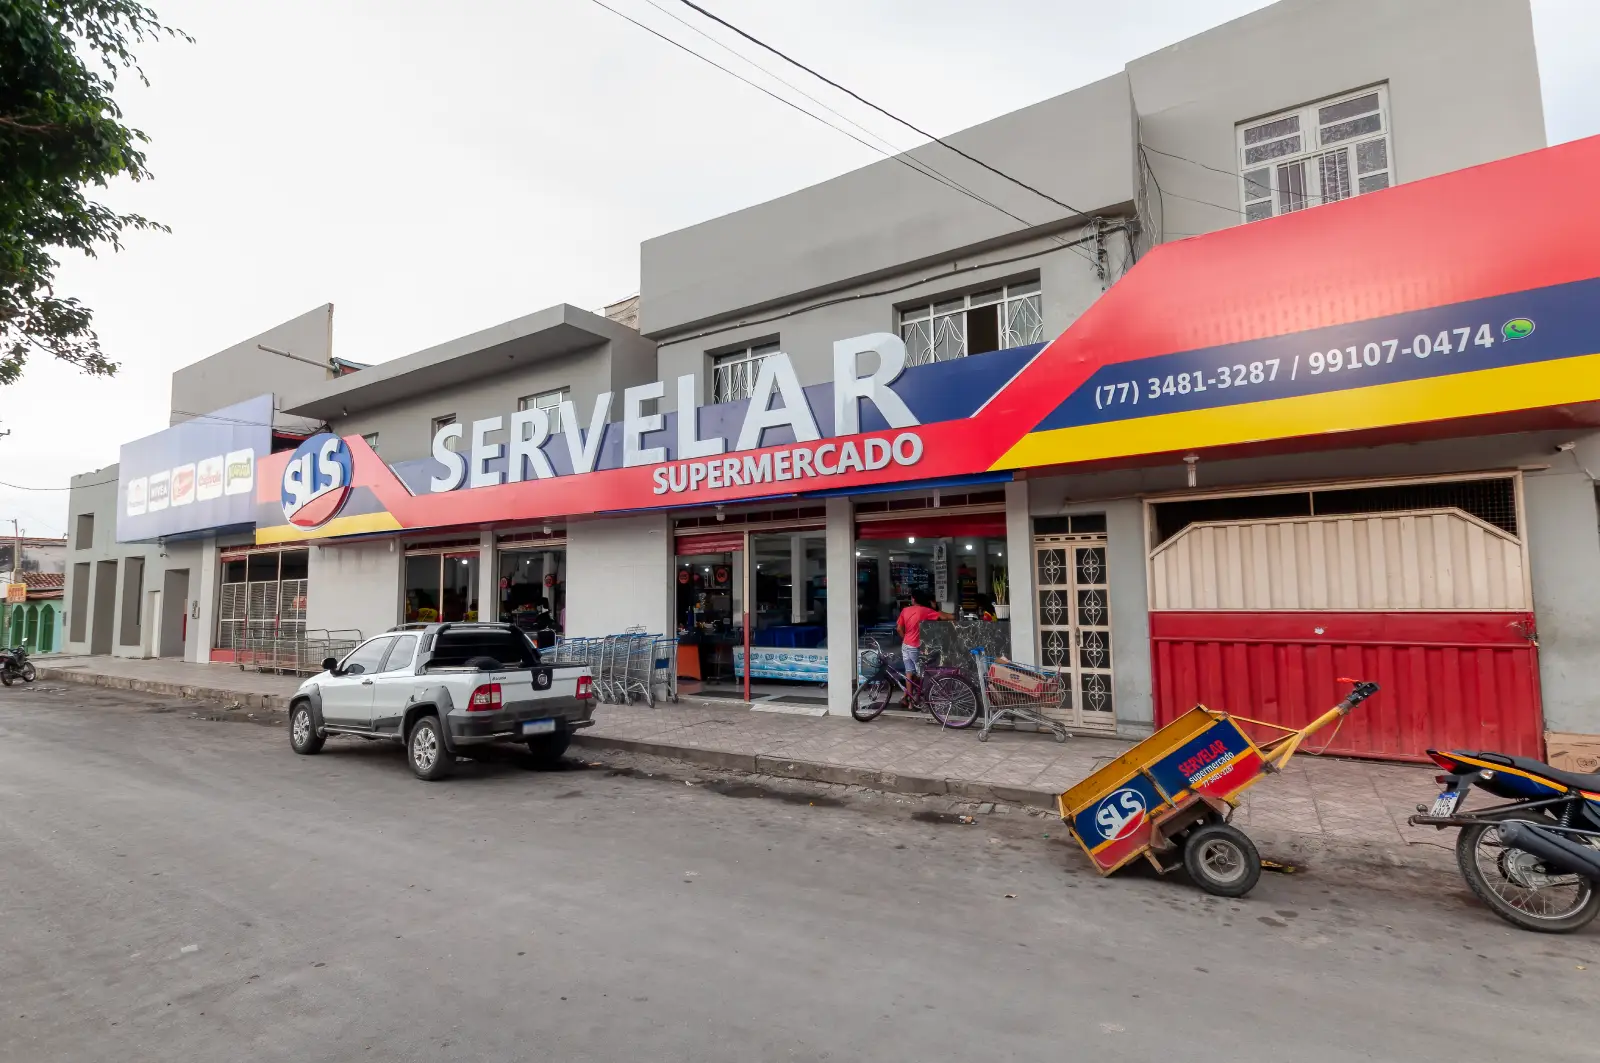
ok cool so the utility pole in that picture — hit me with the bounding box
[5,519,17,647]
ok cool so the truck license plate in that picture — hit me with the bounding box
[1429,790,1461,818]
[521,719,557,736]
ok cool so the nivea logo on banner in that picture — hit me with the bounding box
[282,434,353,529]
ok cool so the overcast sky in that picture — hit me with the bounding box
[5,0,1597,537]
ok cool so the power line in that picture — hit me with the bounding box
[1141,143,1353,207]
[0,477,114,492]
[583,0,1100,268]
[639,0,905,161]
[672,0,1094,220]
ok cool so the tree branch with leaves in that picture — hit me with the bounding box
[0,1,189,385]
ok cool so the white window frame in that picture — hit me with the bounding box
[711,341,780,404]
[1237,85,1393,223]
[518,388,568,413]
[361,432,379,453]
[898,279,1042,367]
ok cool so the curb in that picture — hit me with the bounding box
[569,732,1060,810]
[37,666,293,715]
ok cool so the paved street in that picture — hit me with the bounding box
[1,682,1595,1063]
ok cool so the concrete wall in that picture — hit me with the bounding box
[1521,438,1600,734]
[169,304,334,431]
[565,514,672,638]
[1021,429,1600,737]
[329,341,624,464]
[1131,0,1545,242]
[640,73,1137,338]
[655,228,1124,413]
[306,540,403,641]
[62,465,228,662]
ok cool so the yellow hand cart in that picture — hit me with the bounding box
[1057,680,1380,896]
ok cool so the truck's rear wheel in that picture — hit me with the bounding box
[408,716,453,780]
[526,732,571,770]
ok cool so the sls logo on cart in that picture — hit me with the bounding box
[281,434,354,529]
[1094,788,1148,842]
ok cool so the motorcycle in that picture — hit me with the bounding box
[0,641,35,686]
[1411,748,1600,933]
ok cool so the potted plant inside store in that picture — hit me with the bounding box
[992,572,1010,620]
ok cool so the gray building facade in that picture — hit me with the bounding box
[64,0,1598,759]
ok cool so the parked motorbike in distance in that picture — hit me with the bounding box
[1411,748,1600,933]
[0,641,35,686]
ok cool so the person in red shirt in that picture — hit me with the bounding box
[896,590,951,678]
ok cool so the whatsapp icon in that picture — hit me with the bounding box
[1502,317,1535,341]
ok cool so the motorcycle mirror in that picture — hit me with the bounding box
[321,656,339,674]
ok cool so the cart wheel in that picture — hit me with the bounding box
[1052,727,1070,743]
[1182,822,1261,898]
[977,728,990,743]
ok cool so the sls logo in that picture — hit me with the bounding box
[1094,787,1148,842]
[281,434,353,529]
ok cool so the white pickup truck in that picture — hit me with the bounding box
[287,622,596,780]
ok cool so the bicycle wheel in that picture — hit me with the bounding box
[925,675,980,729]
[851,677,894,722]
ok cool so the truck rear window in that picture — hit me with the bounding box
[427,629,540,668]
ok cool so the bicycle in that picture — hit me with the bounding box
[851,640,981,728]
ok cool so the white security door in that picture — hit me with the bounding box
[1034,534,1115,734]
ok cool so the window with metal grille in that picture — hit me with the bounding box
[1238,86,1392,223]
[518,388,568,413]
[898,280,1042,367]
[216,550,311,649]
[361,432,379,453]
[711,341,780,404]
[1152,476,1518,544]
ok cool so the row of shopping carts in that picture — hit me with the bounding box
[547,630,678,707]
[237,629,365,676]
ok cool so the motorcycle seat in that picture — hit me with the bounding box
[1462,751,1600,793]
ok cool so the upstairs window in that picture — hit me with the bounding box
[361,432,379,453]
[899,280,1042,367]
[711,341,780,404]
[1238,86,1391,222]
[518,388,568,413]
[431,414,455,439]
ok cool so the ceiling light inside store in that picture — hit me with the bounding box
[855,551,861,557]
[907,537,916,544]
[965,543,973,550]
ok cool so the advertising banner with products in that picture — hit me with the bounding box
[117,394,273,543]
[252,136,1600,546]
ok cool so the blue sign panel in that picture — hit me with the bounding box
[116,395,274,542]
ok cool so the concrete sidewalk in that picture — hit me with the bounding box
[35,654,1449,868]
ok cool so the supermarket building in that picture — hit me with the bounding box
[64,0,1600,760]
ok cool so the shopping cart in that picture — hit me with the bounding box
[970,650,1071,743]
[620,633,658,705]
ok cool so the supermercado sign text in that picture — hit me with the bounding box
[425,332,920,497]
[650,432,923,495]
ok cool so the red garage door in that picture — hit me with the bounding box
[1146,480,1543,761]
[1151,611,1542,761]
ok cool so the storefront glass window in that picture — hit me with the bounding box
[497,547,565,645]
[405,552,480,623]
[748,532,827,687]
[855,535,1009,683]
